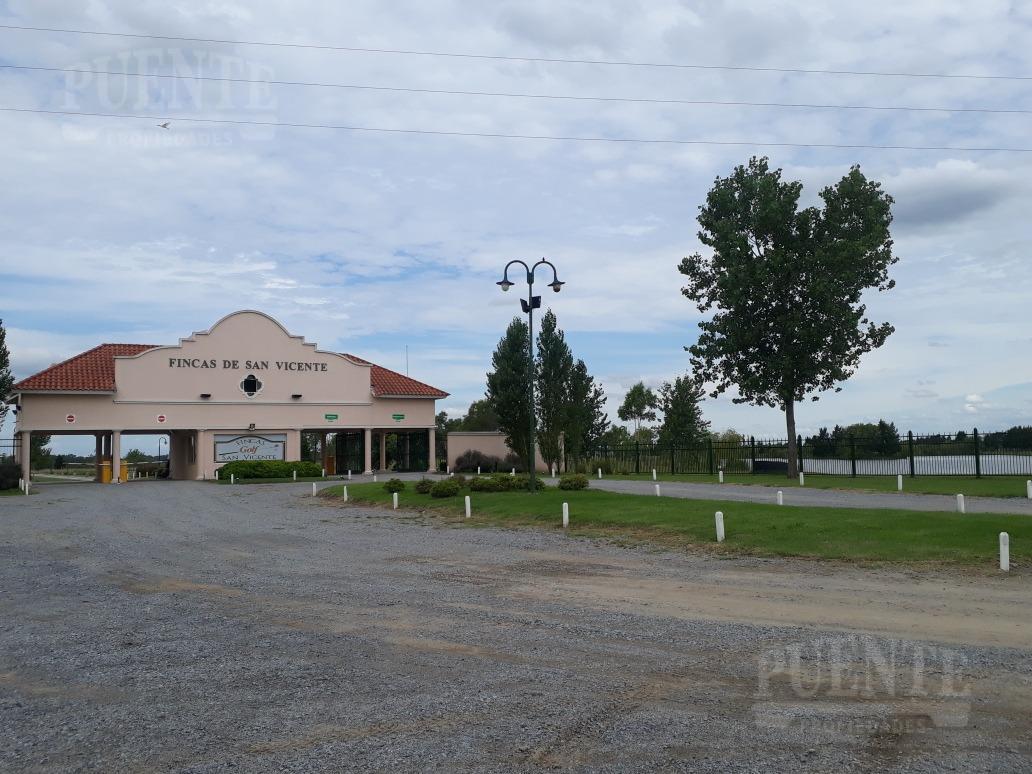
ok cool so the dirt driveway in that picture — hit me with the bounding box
[1,482,1029,772]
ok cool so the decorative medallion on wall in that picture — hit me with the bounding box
[239,374,264,398]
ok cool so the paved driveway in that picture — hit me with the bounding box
[590,477,1032,515]
[1,482,1029,772]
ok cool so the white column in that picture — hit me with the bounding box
[427,427,436,473]
[111,430,122,483]
[363,428,373,474]
[20,430,31,485]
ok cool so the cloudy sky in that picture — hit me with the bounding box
[2,0,1031,454]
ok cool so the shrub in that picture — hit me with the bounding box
[453,449,505,474]
[559,473,589,490]
[414,478,434,494]
[0,463,20,491]
[502,453,525,473]
[430,478,461,498]
[218,460,322,479]
[383,478,406,493]
[452,474,467,488]
[469,476,503,492]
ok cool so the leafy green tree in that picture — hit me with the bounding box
[29,434,52,469]
[461,398,499,431]
[617,382,658,434]
[486,317,534,470]
[657,375,710,446]
[679,156,897,477]
[598,425,632,447]
[565,359,609,464]
[124,448,147,463]
[535,310,573,471]
[0,319,12,434]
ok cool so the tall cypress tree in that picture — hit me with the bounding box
[486,317,533,469]
[535,310,573,471]
[0,319,13,434]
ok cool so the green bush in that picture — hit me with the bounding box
[559,473,589,490]
[451,474,467,488]
[414,478,434,494]
[430,478,461,498]
[218,460,322,479]
[383,478,406,493]
[469,476,503,492]
[0,463,20,491]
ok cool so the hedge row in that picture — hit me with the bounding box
[218,460,323,479]
[0,463,20,491]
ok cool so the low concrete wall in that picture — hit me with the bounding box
[447,431,547,473]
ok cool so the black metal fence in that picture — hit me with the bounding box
[571,429,1032,477]
[0,437,20,466]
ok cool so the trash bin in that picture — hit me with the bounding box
[325,457,336,475]
[99,461,112,484]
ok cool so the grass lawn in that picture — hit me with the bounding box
[1,487,32,496]
[322,482,1028,565]
[601,473,1032,499]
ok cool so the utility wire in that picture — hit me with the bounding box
[4,64,1030,116]
[0,23,1028,82]
[2,106,1030,153]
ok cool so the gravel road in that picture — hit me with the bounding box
[1,481,1030,772]
[591,477,1032,515]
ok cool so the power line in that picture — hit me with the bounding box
[3,106,1031,153]
[4,64,1030,116]
[0,23,1028,82]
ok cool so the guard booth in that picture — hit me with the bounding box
[8,310,449,482]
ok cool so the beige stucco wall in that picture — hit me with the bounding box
[14,311,439,480]
[447,431,548,473]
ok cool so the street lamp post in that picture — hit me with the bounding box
[157,436,167,462]
[497,258,564,493]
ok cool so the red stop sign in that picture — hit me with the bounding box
[65,414,76,424]
[156,414,167,424]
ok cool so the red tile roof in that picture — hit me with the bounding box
[342,354,449,398]
[12,344,449,399]
[13,344,157,392]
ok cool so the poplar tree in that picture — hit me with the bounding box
[565,359,609,463]
[0,320,12,434]
[535,310,573,471]
[680,157,896,477]
[618,382,658,434]
[486,317,533,469]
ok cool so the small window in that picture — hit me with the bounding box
[240,374,263,398]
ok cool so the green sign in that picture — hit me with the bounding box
[324,413,339,421]
[392,413,405,421]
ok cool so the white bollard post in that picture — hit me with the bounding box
[312,482,317,497]
[446,466,450,475]
[1000,532,1010,572]
[231,473,235,485]
[551,465,556,479]
[347,470,352,480]
[718,470,724,484]
[511,468,516,476]
[1027,480,1031,500]
[897,474,903,492]
[956,494,965,514]
[562,502,569,529]
[464,495,471,519]
[655,483,661,497]
[293,470,297,481]
[342,485,348,502]
[449,472,454,477]
[597,468,602,480]
[18,477,23,490]
[652,469,657,481]
[477,466,481,476]
[373,474,377,482]
[215,469,219,482]
[322,468,326,478]
[392,492,398,510]
[715,511,725,543]
[777,490,783,506]
[798,472,805,486]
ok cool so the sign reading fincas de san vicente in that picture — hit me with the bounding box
[214,434,287,462]
[169,358,328,372]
